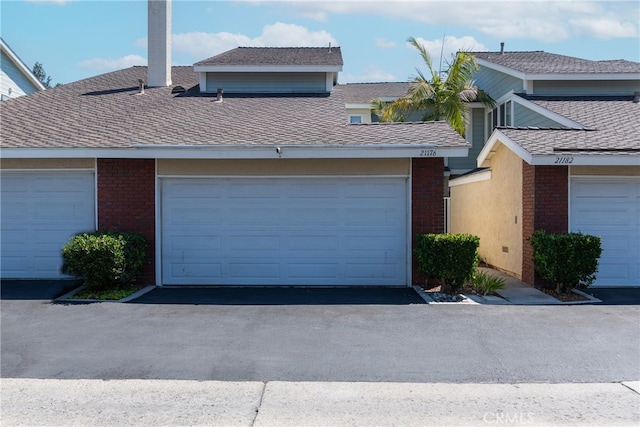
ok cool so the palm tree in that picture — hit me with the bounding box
[372,36,494,135]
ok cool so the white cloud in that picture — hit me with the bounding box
[78,55,146,72]
[136,23,338,62]
[260,22,336,46]
[281,1,638,41]
[170,32,255,61]
[25,0,71,4]
[570,18,638,39]
[375,38,396,49]
[340,65,398,84]
[410,36,488,71]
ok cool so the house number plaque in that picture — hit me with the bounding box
[419,149,438,157]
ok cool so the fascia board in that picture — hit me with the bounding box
[0,40,46,91]
[346,103,373,109]
[476,58,640,81]
[476,58,525,80]
[0,145,469,160]
[477,129,533,167]
[526,73,640,81]
[449,169,492,187]
[193,65,343,73]
[530,154,640,166]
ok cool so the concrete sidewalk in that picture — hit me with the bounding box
[2,379,639,426]
[475,267,600,305]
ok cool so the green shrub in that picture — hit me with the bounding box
[471,270,506,295]
[62,231,146,291]
[529,231,602,294]
[414,233,480,294]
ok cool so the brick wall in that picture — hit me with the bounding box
[97,159,156,285]
[521,163,568,284]
[411,157,445,284]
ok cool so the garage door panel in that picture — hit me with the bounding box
[169,234,222,251]
[287,263,340,279]
[286,208,340,225]
[170,262,222,279]
[162,177,407,285]
[572,207,630,227]
[345,262,400,279]
[229,235,280,250]
[598,262,631,280]
[287,235,339,251]
[1,171,95,279]
[229,263,280,279]
[571,177,640,287]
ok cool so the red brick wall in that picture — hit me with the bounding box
[411,157,445,284]
[521,163,568,284]
[97,159,155,285]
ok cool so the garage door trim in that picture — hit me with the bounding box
[157,174,411,286]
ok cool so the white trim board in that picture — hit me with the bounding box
[1,145,470,160]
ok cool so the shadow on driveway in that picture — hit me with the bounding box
[1,280,81,300]
[128,286,426,305]
[583,288,640,305]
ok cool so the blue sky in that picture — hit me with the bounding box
[1,0,639,85]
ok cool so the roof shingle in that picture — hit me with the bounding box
[195,47,344,67]
[341,82,410,104]
[497,95,640,156]
[472,51,640,74]
[0,66,467,150]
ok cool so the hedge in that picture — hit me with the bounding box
[62,231,146,291]
[414,233,480,294]
[529,230,602,294]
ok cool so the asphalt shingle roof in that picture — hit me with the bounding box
[195,47,343,67]
[497,95,640,156]
[0,66,467,150]
[472,51,640,74]
[341,82,410,104]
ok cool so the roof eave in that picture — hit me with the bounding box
[193,65,343,73]
[0,145,469,160]
[0,38,46,91]
[475,58,640,81]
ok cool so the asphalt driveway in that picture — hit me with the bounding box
[2,285,639,383]
[128,286,426,305]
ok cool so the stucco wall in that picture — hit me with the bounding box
[1,158,95,169]
[571,166,640,176]
[449,144,523,277]
[158,158,409,176]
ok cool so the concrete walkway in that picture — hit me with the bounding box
[2,378,639,426]
[474,267,600,305]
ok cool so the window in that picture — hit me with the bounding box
[349,115,363,124]
[487,100,514,133]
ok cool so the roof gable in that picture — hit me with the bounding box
[1,37,46,97]
[477,95,640,166]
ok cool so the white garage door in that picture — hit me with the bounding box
[161,177,408,286]
[570,177,640,287]
[1,171,96,279]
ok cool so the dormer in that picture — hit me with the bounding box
[472,50,640,98]
[193,47,343,94]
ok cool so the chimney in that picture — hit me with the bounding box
[500,42,505,54]
[147,0,172,87]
